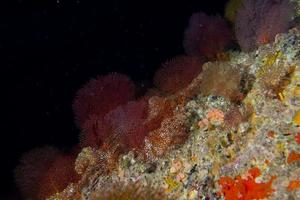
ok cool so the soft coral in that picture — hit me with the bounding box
[15,147,79,200]
[235,0,294,51]
[183,12,231,59]
[154,55,205,94]
[80,99,149,151]
[72,73,136,128]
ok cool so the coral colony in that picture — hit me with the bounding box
[15,0,300,199]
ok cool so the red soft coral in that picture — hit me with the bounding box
[154,55,205,94]
[105,99,149,150]
[80,114,111,148]
[183,12,232,59]
[15,147,79,200]
[38,153,79,199]
[235,0,294,52]
[81,99,149,150]
[15,146,79,200]
[72,73,136,128]
[14,147,60,199]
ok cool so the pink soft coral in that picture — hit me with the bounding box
[72,73,136,128]
[183,12,231,59]
[105,99,149,150]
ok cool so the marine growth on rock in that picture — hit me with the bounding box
[15,1,300,200]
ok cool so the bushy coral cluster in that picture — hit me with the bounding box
[15,1,300,199]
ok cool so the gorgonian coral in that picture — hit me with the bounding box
[183,12,232,59]
[235,0,294,51]
[72,73,136,128]
[154,55,205,94]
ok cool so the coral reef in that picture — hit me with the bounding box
[53,29,300,199]
[47,28,300,200]
[15,2,300,199]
